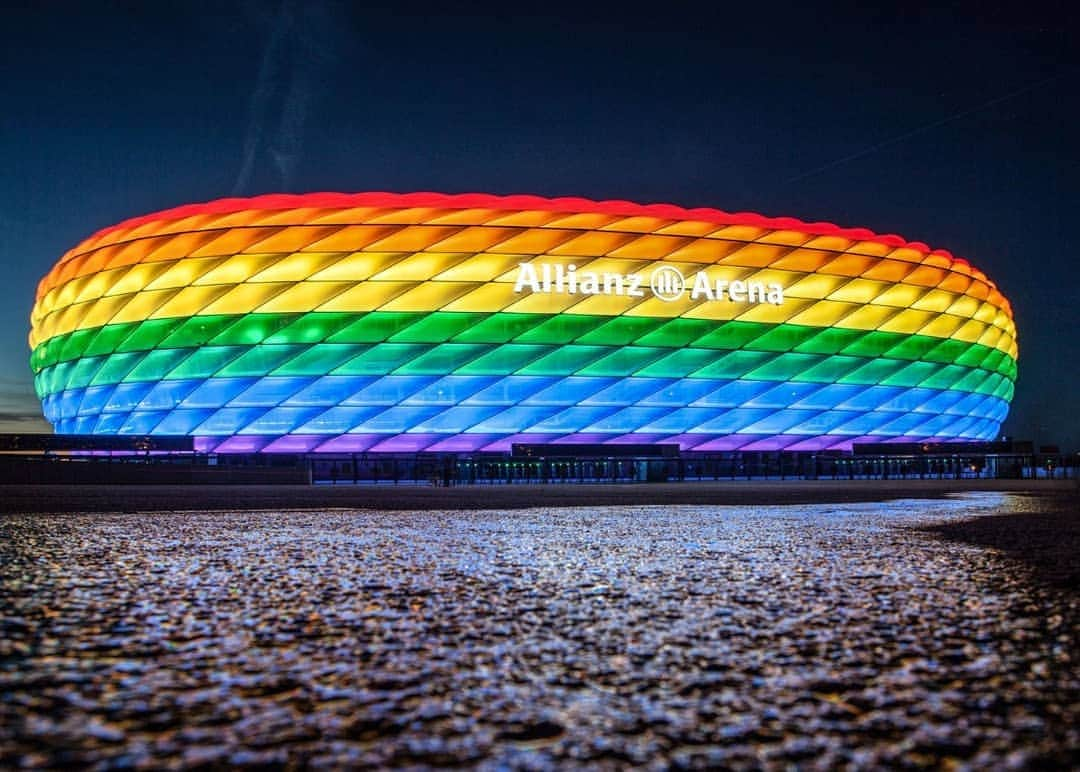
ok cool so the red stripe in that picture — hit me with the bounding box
[75,191,971,269]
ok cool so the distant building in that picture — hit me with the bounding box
[29,192,1016,453]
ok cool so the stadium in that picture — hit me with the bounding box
[29,192,1017,455]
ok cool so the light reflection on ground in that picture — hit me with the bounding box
[1,493,1077,768]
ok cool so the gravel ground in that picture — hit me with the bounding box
[1,491,1078,769]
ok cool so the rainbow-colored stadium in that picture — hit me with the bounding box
[29,192,1016,453]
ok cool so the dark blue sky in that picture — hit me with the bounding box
[2,0,1077,448]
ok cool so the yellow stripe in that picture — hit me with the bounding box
[33,214,1017,361]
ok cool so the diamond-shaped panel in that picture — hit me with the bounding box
[30,193,1017,452]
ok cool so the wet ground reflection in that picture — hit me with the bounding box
[921,494,1080,591]
[2,493,1077,768]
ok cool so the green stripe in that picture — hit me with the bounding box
[33,340,1012,402]
[31,311,1019,382]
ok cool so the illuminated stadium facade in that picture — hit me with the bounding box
[29,192,1017,454]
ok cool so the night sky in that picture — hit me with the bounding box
[2,1,1077,448]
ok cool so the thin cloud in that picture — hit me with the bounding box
[784,72,1067,185]
[233,0,346,194]
[0,411,47,424]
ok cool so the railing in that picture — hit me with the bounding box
[2,449,1074,486]
[307,452,1078,486]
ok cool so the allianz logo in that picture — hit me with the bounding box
[513,263,785,305]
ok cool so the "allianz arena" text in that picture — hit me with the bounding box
[513,262,786,305]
